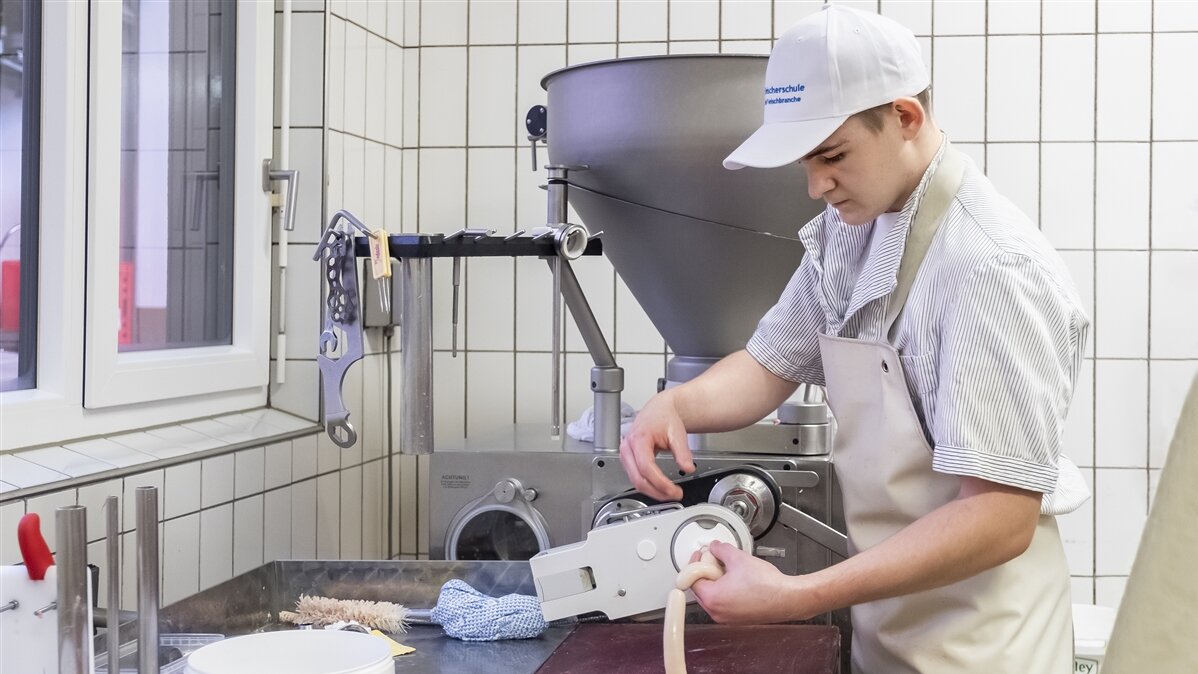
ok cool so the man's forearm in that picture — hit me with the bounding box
[786,479,1041,619]
[669,350,799,433]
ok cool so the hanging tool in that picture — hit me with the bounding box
[17,513,54,581]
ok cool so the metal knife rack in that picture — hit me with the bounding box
[315,166,625,455]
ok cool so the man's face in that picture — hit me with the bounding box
[799,114,909,226]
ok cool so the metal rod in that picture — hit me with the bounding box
[106,495,121,668]
[551,257,562,437]
[400,258,434,455]
[451,256,461,358]
[136,487,160,674]
[552,258,616,367]
[56,505,89,674]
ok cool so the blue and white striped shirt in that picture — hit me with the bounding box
[747,147,1090,515]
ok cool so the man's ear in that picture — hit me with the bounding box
[892,97,926,140]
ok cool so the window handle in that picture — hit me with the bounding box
[262,159,299,232]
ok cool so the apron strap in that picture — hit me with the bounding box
[883,144,967,340]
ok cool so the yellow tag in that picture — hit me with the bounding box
[368,230,392,280]
[370,629,415,657]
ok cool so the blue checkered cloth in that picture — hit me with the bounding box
[429,579,548,641]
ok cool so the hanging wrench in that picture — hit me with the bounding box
[314,210,373,448]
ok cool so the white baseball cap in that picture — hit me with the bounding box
[723,4,930,170]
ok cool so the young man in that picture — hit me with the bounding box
[619,5,1090,673]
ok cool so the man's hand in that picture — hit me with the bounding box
[618,392,695,501]
[689,540,814,624]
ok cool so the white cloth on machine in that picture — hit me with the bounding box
[566,402,637,443]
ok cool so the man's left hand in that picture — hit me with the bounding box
[689,540,816,624]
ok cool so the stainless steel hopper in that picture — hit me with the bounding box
[541,55,825,365]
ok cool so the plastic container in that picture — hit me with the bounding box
[1073,603,1117,674]
[184,630,393,674]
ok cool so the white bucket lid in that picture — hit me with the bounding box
[184,630,394,674]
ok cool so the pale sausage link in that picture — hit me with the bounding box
[664,550,724,674]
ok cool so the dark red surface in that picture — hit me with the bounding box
[536,623,840,674]
[17,513,54,581]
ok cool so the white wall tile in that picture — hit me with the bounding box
[774,0,826,36]
[1094,468,1146,575]
[361,461,384,559]
[346,0,368,27]
[515,255,552,351]
[1063,359,1094,467]
[617,353,667,410]
[343,133,366,217]
[339,361,366,467]
[77,479,123,543]
[933,0,984,34]
[263,486,292,563]
[570,0,617,43]
[368,0,388,36]
[420,47,468,146]
[406,0,421,45]
[18,446,115,479]
[569,41,619,62]
[1071,576,1094,605]
[881,0,931,36]
[721,0,771,40]
[162,513,200,605]
[466,257,516,350]
[0,455,67,489]
[339,466,363,559]
[1094,360,1148,467]
[1057,467,1094,575]
[275,12,325,129]
[403,149,420,230]
[932,37,985,142]
[1153,34,1198,140]
[672,0,720,40]
[1098,0,1151,32]
[122,471,164,534]
[470,0,517,44]
[1149,467,1161,512]
[1149,360,1198,468]
[1059,251,1094,358]
[234,447,266,499]
[467,148,516,231]
[233,495,264,575]
[615,273,665,353]
[1150,252,1198,358]
[200,454,235,508]
[619,0,667,42]
[366,34,387,143]
[987,0,1039,34]
[282,246,320,361]
[365,140,386,226]
[1095,576,1127,612]
[385,146,403,228]
[562,256,615,353]
[1040,143,1094,249]
[515,351,553,425]
[468,47,518,146]
[318,424,345,474]
[163,462,202,519]
[1097,34,1150,141]
[270,359,321,422]
[1095,143,1149,249]
[418,148,467,232]
[987,36,1040,141]
[0,501,24,565]
[330,0,346,20]
[328,17,346,132]
[404,51,421,146]
[291,478,318,558]
[25,489,77,554]
[1043,0,1095,33]
[290,435,316,482]
[465,352,516,436]
[1095,252,1148,358]
[1151,142,1198,250]
[64,438,155,469]
[515,145,548,228]
[620,41,669,56]
[668,40,720,54]
[361,354,387,462]
[422,0,467,45]
[433,351,467,443]
[264,441,292,490]
[281,128,325,244]
[984,143,1039,221]
[1154,0,1198,31]
[1042,35,1095,141]
[345,23,367,137]
[385,44,404,147]
[518,0,566,43]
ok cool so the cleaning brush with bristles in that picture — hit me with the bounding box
[280,594,431,634]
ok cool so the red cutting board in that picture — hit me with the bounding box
[536,623,840,674]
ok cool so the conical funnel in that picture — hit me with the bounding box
[543,55,825,360]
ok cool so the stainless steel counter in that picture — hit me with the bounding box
[100,560,576,673]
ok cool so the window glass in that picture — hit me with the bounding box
[0,0,38,392]
[119,0,236,352]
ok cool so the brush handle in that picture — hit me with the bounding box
[406,608,434,624]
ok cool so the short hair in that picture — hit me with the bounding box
[852,87,933,133]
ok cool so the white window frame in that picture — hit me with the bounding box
[84,0,273,409]
[0,0,274,449]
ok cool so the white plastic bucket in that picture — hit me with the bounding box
[1073,603,1117,674]
[184,630,393,674]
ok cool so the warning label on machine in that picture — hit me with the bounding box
[440,474,471,489]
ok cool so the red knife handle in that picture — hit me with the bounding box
[17,513,55,581]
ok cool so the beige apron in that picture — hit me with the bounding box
[819,146,1073,673]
